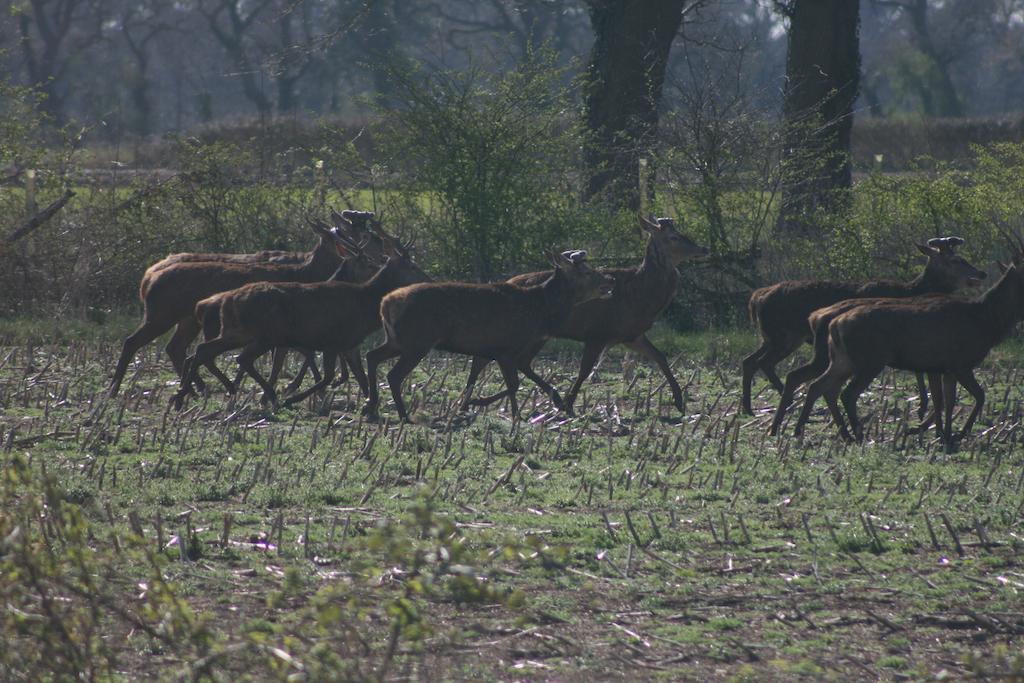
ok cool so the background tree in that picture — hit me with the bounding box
[773,0,861,236]
[197,0,275,116]
[12,0,108,122]
[118,0,177,135]
[582,0,702,210]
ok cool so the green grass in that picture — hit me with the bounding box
[2,327,1024,680]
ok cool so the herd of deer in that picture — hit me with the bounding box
[107,209,1024,446]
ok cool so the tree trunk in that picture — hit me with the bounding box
[583,0,687,211]
[903,0,962,117]
[775,0,861,236]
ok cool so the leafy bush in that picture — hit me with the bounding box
[372,48,622,281]
[0,457,531,680]
[781,143,1024,285]
[0,454,216,680]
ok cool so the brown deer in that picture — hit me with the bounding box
[363,250,615,423]
[223,211,389,395]
[459,216,708,415]
[183,232,383,402]
[131,210,379,394]
[173,236,430,409]
[109,220,351,397]
[767,293,967,437]
[139,210,375,295]
[742,237,986,416]
[112,210,382,397]
[793,258,1024,444]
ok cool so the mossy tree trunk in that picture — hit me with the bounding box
[583,0,691,211]
[774,0,861,236]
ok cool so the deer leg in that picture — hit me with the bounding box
[281,350,324,396]
[333,353,349,387]
[757,339,800,395]
[910,373,945,435]
[840,367,882,443]
[385,349,431,424]
[168,316,235,395]
[743,337,800,415]
[914,371,930,420]
[231,364,247,392]
[563,342,607,417]
[283,352,337,406]
[625,334,684,413]
[364,342,403,419]
[341,348,369,398]
[109,318,174,396]
[459,357,491,411]
[823,383,853,443]
[496,360,522,421]
[518,362,564,410]
[770,354,830,436]
[740,343,770,415]
[165,317,204,389]
[237,342,279,407]
[470,341,552,408]
[281,352,307,395]
[267,348,289,393]
[937,374,957,444]
[201,359,237,395]
[172,336,243,409]
[794,354,854,438]
[954,370,984,440]
[471,360,558,411]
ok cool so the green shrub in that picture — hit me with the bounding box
[372,47,623,281]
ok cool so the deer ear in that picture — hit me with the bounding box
[655,217,675,230]
[916,243,939,257]
[997,260,1010,274]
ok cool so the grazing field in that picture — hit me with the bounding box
[2,326,1024,681]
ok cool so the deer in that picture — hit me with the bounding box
[180,232,382,404]
[109,210,380,397]
[221,211,389,396]
[172,235,430,410]
[362,250,615,424]
[792,254,1024,445]
[741,237,987,416]
[109,220,352,397]
[767,292,970,437]
[458,215,708,416]
[139,210,376,295]
[131,210,380,395]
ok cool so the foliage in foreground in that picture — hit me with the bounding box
[3,334,1024,679]
[0,451,525,681]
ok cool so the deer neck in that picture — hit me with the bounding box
[536,270,580,331]
[978,271,1024,343]
[360,264,405,297]
[908,262,957,295]
[633,240,681,301]
[299,244,342,281]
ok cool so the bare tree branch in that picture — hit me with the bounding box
[4,189,75,245]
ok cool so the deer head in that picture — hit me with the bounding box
[548,249,614,303]
[917,237,986,288]
[640,215,709,265]
[330,209,386,261]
